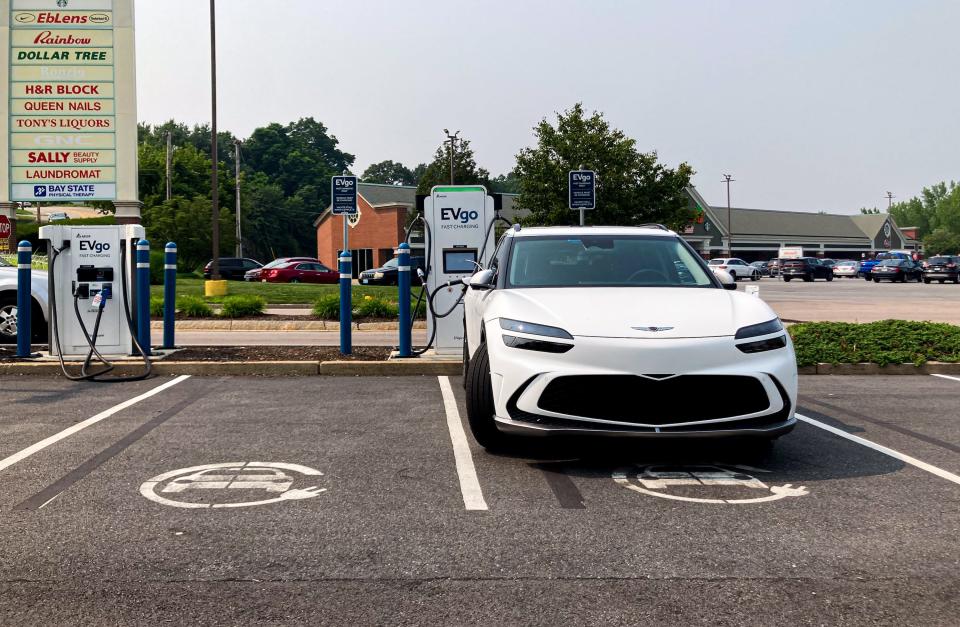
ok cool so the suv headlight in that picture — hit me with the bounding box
[499,318,573,339]
[734,318,783,339]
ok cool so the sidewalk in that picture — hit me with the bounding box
[174,329,428,346]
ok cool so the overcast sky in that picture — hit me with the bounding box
[135,0,959,213]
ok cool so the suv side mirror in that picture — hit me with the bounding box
[468,268,496,290]
[714,269,738,290]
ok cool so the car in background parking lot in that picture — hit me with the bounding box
[359,256,426,286]
[921,255,960,284]
[708,258,760,281]
[261,260,338,284]
[870,258,923,282]
[0,257,48,343]
[47,212,69,222]
[203,257,263,280]
[832,260,860,278]
[767,258,782,277]
[780,257,833,282]
[750,260,771,277]
[859,251,911,279]
[245,257,318,282]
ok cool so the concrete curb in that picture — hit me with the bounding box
[149,320,427,331]
[319,360,461,376]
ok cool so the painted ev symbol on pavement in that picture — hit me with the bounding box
[613,464,808,504]
[140,462,326,509]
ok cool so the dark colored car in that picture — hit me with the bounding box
[767,258,782,277]
[203,257,263,280]
[750,261,771,277]
[245,257,318,282]
[780,257,833,282]
[261,260,338,284]
[860,252,910,279]
[870,258,923,282]
[921,255,960,284]
[359,256,426,286]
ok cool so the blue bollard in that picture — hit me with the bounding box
[16,241,32,358]
[397,243,411,357]
[163,242,177,349]
[339,251,352,355]
[136,239,151,356]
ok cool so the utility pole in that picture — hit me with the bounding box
[886,191,895,209]
[165,131,173,201]
[234,139,242,258]
[443,129,459,185]
[722,174,735,256]
[209,0,220,280]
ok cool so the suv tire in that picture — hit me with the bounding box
[465,341,509,450]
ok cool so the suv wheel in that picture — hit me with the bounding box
[465,342,509,450]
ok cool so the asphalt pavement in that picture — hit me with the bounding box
[0,374,957,625]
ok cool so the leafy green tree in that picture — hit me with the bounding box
[490,171,520,193]
[362,160,416,186]
[513,103,694,228]
[923,228,960,255]
[860,207,880,214]
[416,137,492,194]
[141,195,235,271]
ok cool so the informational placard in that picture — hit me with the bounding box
[9,0,116,202]
[331,175,357,215]
[568,170,596,210]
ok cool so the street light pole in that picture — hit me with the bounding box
[886,191,895,209]
[722,174,735,256]
[165,131,172,201]
[235,139,242,258]
[209,0,220,280]
[444,129,459,185]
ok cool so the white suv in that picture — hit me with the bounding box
[708,258,760,281]
[0,257,49,343]
[462,226,796,450]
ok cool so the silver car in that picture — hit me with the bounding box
[832,260,860,278]
[0,257,49,343]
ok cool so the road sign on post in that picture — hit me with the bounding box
[568,170,596,226]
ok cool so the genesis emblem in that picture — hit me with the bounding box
[631,326,674,332]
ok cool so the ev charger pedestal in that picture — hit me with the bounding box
[39,225,145,358]
[422,186,496,356]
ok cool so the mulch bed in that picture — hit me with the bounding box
[169,346,393,362]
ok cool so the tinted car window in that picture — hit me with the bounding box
[929,256,953,264]
[220,258,241,267]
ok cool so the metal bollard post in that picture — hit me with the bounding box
[136,239,151,356]
[339,251,352,355]
[397,243,411,357]
[16,240,32,358]
[163,242,177,349]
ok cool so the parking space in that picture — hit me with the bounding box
[0,375,957,624]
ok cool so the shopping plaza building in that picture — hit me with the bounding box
[315,183,919,274]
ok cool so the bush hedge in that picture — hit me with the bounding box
[312,294,340,319]
[789,320,960,366]
[220,294,266,318]
[176,295,213,318]
[311,294,426,320]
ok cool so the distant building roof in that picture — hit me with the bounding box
[711,206,873,241]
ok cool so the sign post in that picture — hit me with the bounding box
[568,170,596,226]
[331,175,357,356]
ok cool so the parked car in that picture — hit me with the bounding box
[245,257,318,282]
[359,256,426,286]
[870,258,923,282]
[708,258,760,281]
[767,258,783,277]
[780,257,834,282]
[859,252,911,279]
[203,257,263,280]
[0,257,48,343]
[261,260,338,284]
[47,212,69,222]
[832,260,860,278]
[750,261,771,277]
[921,255,960,284]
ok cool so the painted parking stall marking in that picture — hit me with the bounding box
[438,376,488,511]
[140,462,326,509]
[613,464,809,504]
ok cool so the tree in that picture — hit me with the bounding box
[513,104,694,228]
[415,137,492,194]
[362,160,416,186]
[860,207,880,214]
[141,195,235,271]
[490,171,520,194]
[923,228,960,255]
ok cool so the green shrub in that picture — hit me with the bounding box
[354,296,398,318]
[789,320,960,366]
[176,295,213,318]
[149,249,165,285]
[150,296,165,317]
[313,294,341,319]
[220,294,266,318]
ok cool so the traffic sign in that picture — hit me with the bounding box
[331,175,358,215]
[0,216,11,239]
[568,170,596,210]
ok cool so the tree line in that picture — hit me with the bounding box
[135,104,695,269]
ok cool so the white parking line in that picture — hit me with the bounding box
[796,413,960,487]
[0,375,191,474]
[437,376,488,511]
[930,374,960,384]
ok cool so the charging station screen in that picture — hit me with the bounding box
[443,249,477,274]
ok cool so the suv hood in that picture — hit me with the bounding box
[492,287,777,339]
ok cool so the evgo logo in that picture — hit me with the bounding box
[441,208,479,224]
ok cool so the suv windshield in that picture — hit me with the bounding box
[506,235,715,288]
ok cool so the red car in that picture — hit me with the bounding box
[245,257,317,282]
[261,260,338,284]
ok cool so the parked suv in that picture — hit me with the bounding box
[203,257,263,280]
[708,258,760,281]
[921,255,959,284]
[359,256,426,286]
[780,257,834,282]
